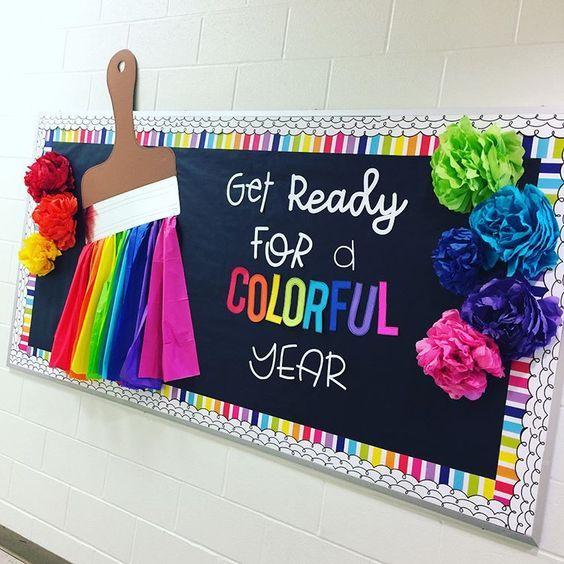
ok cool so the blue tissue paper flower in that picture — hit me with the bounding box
[469,184,559,279]
[432,227,485,295]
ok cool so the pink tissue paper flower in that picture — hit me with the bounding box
[415,309,505,400]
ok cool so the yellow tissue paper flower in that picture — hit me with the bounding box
[18,232,61,276]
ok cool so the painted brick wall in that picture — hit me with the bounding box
[1,1,564,562]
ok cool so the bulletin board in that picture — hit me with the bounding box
[9,112,564,542]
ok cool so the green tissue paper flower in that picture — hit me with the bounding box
[431,116,525,213]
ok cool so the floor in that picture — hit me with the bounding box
[0,526,65,564]
[0,550,22,564]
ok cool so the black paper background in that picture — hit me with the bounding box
[28,142,540,478]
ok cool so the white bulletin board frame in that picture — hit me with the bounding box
[9,110,564,544]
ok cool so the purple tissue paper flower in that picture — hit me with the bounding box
[461,277,562,361]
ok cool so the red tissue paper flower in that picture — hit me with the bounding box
[24,152,75,203]
[32,192,78,251]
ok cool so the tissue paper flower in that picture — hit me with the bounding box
[461,277,562,360]
[470,184,559,279]
[24,152,75,203]
[416,309,504,400]
[32,192,78,251]
[431,116,524,213]
[18,232,61,276]
[432,227,485,295]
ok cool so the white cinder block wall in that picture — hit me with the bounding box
[1,1,564,562]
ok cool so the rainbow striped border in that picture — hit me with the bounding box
[10,113,564,540]
[50,126,441,156]
[26,125,546,501]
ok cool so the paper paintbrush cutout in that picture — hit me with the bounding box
[49,49,201,389]
[81,49,176,208]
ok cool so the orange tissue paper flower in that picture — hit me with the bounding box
[32,192,78,251]
[18,233,61,276]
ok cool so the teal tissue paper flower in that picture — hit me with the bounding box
[470,184,559,279]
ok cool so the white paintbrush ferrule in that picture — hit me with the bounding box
[85,176,181,242]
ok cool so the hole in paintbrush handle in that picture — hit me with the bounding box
[117,60,126,72]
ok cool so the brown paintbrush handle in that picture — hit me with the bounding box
[80,49,176,209]
[106,49,138,148]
